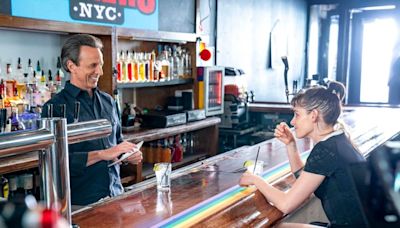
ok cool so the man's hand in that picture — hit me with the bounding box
[110,141,143,165]
[124,149,143,165]
[100,141,135,161]
[87,141,143,166]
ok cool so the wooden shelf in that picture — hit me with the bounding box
[0,152,39,175]
[0,15,111,35]
[123,117,221,143]
[117,27,198,43]
[117,78,193,89]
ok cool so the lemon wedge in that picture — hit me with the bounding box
[153,163,161,172]
[243,160,254,168]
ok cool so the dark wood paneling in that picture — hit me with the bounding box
[135,83,193,110]
[98,35,114,95]
[0,15,111,35]
[0,152,38,175]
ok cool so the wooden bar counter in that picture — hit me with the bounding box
[72,107,400,227]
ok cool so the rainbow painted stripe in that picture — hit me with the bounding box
[152,151,311,228]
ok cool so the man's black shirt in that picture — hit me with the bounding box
[42,81,124,205]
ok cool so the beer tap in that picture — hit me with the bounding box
[281,56,299,103]
[0,109,6,133]
[281,56,290,103]
[47,104,54,118]
[60,104,66,119]
[249,91,255,103]
[74,101,80,123]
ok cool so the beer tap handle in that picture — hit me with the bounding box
[47,104,54,118]
[0,109,6,132]
[293,80,298,94]
[74,101,80,123]
[60,104,66,119]
[281,56,290,103]
[250,91,255,103]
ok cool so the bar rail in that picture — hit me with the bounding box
[0,129,54,157]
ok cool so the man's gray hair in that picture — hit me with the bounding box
[61,34,103,73]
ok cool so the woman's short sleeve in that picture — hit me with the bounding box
[304,143,337,177]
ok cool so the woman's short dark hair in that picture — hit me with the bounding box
[327,81,346,101]
[291,86,341,126]
[61,34,103,73]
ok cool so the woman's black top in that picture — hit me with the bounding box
[304,132,368,227]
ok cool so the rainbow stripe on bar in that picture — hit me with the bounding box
[152,151,311,228]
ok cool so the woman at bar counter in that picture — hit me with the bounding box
[239,85,367,227]
[42,34,142,206]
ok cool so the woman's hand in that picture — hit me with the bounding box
[274,122,295,145]
[239,171,260,187]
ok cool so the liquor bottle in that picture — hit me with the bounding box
[31,70,38,89]
[48,70,57,97]
[125,51,132,82]
[150,51,155,81]
[0,77,4,109]
[117,51,122,82]
[168,47,175,80]
[178,48,185,78]
[1,176,9,199]
[40,70,46,87]
[27,59,34,82]
[173,135,183,162]
[138,52,145,82]
[55,69,62,93]
[35,61,41,78]
[16,58,27,100]
[56,57,64,79]
[0,83,3,109]
[133,52,139,82]
[121,51,128,82]
[184,49,192,78]
[5,63,16,98]
[143,53,149,81]
[21,173,34,195]
[7,175,18,200]
[158,49,170,81]
[30,71,39,109]
[10,108,25,131]
[38,70,50,105]
[15,58,24,82]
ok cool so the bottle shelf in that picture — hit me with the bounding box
[116,78,194,89]
[140,152,208,180]
[123,117,220,143]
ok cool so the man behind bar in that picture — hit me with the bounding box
[42,34,142,205]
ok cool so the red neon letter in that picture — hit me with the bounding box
[102,0,116,5]
[128,0,136,7]
[137,0,155,14]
